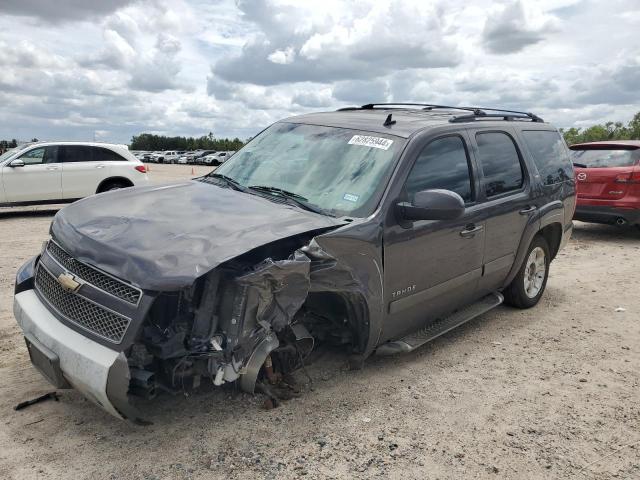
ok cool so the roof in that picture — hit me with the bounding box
[570,140,640,149]
[283,104,549,138]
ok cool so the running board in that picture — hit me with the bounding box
[376,292,504,356]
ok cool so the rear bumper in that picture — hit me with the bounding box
[574,205,640,225]
[14,289,129,419]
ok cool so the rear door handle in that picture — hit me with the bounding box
[519,206,537,215]
[95,164,106,169]
[460,224,484,238]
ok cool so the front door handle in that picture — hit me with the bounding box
[460,224,484,238]
[519,205,537,215]
[45,165,59,170]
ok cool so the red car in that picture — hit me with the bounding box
[570,140,640,227]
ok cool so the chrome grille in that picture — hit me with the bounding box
[35,264,130,343]
[47,241,141,304]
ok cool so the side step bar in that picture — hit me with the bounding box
[376,292,504,356]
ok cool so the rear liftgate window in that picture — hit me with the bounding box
[522,130,573,185]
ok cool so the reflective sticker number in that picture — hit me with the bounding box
[343,193,359,202]
[348,135,393,150]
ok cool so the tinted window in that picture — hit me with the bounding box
[476,132,523,197]
[18,147,46,165]
[93,147,125,161]
[570,148,639,168]
[405,136,473,203]
[522,130,573,185]
[62,146,94,162]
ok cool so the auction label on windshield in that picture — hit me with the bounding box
[348,135,393,150]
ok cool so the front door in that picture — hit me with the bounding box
[382,134,485,342]
[2,146,62,203]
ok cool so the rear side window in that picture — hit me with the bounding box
[61,146,94,162]
[93,147,126,161]
[570,148,639,168]
[476,132,524,197]
[60,146,125,162]
[405,136,473,203]
[522,130,573,185]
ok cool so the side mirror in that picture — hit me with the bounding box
[9,159,25,167]
[397,189,465,221]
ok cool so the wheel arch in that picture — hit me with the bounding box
[96,176,134,193]
[503,201,565,288]
[539,222,563,261]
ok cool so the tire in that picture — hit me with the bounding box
[503,235,550,309]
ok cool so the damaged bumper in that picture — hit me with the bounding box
[14,290,129,419]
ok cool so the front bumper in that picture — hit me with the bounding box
[14,289,128,419]
[574,204,640,226]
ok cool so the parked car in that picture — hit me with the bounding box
[213,151,235,164]
[570,141,640,227]
[191,150,217,164]
[202,151,234,166]
[161,151,185,164]
[0,141,150,206]
[13,104,575,421]
[200,153,217,165]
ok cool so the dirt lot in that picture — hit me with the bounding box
[0,163,638,479]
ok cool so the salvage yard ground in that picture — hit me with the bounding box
[0,163,638,479]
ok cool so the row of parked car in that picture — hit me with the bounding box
[131,150,236,166]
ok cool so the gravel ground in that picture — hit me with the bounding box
[0,164,638,479]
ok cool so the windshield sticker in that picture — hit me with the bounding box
[348,135,393,150]
[343,193,359,202]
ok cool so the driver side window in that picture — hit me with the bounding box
[18,147,46,165]
[405,136,473,203]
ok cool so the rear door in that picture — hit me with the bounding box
[2,146,62,202]
[570,147,640,201]
[470,128,534,295]
[60,145,110,199]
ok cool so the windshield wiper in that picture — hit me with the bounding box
[205,173,247,191]
[248,185,330,215]
[572,162,587,168]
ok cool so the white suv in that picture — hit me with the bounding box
[0,142,150,206]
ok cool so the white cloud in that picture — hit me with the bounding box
[267,47,296,65]
[482,1,560,54]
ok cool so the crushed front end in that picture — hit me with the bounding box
[14,235,369,421]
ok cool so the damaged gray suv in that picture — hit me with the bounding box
[14,103,575,421]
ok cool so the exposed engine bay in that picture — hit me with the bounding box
[124,235,368,414]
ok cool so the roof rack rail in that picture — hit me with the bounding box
[336,103,543,123]
[449,112,544,123]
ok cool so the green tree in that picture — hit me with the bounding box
[561,111,640,145]
[130,133,246,151]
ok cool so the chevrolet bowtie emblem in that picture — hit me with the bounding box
[57,273,81,293]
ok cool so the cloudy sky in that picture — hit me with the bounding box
[0,0,638,144]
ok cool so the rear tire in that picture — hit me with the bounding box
[503,235,550,309]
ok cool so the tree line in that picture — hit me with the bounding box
[129,132,246,151]
[561,112,640,145]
